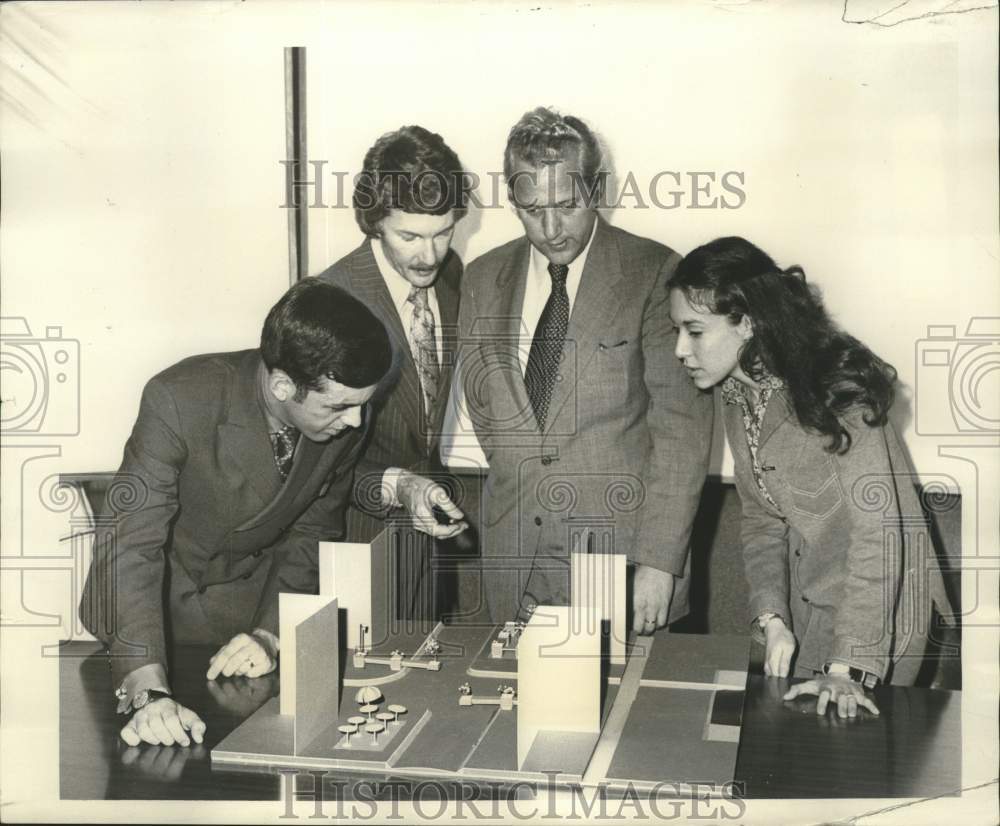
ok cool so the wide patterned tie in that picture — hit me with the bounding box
[269,425,299,482]
[406,286,440,441]
[525,262,570,431]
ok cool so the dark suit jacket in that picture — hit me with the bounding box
[316,240,462,542]
[458,218,714,622]
[725,390,953,683]
[80,349,368,686]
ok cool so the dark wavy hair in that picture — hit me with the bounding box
[353,125,469,237]
[669,237,897,454]
[503,106,606,207]
[261,278,391,399]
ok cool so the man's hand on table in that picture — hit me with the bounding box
[207,629,279,680]
[631,564,674,635]
[395,470,468,539]
[120,697,206,747]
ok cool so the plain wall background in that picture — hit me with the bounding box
[1,3,997,817]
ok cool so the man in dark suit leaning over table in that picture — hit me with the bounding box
[317,125,469,617]
[80,279,449,748]
[458,107,714,633]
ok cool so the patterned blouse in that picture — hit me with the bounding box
[721,374,785,512]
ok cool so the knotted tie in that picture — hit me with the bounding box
[525,262,570,431]
[406,286,440,429]
[269,425,299,482]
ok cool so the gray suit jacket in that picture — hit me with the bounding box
[79,349,367,686]
[725,389,953,683]
[459,218,714,622]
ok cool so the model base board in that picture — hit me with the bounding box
[212,625,749,788]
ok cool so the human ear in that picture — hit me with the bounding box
[268,370,296,403]
[737,315,754,340]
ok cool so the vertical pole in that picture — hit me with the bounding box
[284,46,308,284]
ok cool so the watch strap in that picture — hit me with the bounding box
[823,662,878,689]
[121,688,173,716]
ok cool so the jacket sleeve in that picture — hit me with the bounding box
[826,412,903,679]
[632,252,715,574]
[251,429,367,637]
[735,468,792,645]
[79,376,184,689]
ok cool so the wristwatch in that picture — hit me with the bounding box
[122,688,173,715]
[756,612,784,631]
[823,662,878,689]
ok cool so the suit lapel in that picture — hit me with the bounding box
[545,218,626,434]
[492,239,534,428]
[431,250,462,442]
[218,353,282,515]
[347,241,425,440]
[757,388,796,450]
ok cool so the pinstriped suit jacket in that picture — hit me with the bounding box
[317,240,462,556]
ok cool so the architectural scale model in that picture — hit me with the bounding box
[212,539,750,791]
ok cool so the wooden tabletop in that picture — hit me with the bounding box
[58,637,960,801]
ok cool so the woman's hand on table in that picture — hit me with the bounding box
[762,616,796,678]
[783,672,880,718]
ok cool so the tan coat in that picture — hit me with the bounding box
[724,389,952,683]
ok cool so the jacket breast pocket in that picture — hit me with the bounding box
[593,339,635,395]
[785,460,844,520]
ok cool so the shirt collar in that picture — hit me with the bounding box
[721,372,785,405]
[370,237,433,314]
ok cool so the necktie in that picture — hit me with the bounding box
[407,286,440,433]
[269,425,299,482]
[525,262,570,431]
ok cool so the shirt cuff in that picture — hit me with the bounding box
[750,609,787,645]
[115,662,170,714]
[382,467,404,509]
[252,627,280,656]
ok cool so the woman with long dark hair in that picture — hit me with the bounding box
[668,236,952,717]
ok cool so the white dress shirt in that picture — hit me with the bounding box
[370,238,443,364]
[370,236,444,504]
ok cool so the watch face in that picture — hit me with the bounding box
[132,689,169,711]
